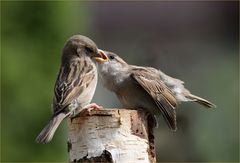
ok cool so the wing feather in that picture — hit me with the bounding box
[131,68,177,131]
[53,59,95,114]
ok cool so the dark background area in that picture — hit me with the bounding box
[1,1,239,162]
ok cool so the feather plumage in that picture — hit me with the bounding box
[36,35,98,143]
[96,51,216,131]
[131,68,177,131]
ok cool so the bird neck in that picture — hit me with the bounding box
[99,67,129,92]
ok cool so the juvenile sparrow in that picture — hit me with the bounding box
[94,50,216,131]
[36,35,100,144]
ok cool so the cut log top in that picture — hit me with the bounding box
[68,108,156,163]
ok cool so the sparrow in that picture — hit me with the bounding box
[94,50,216,131]
[36,35,101,144]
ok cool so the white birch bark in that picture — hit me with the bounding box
[68,109,156,163]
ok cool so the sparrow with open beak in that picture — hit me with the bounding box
[36,35,101,144]
[94,50,216,131]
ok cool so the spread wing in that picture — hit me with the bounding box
[53,59,95,114]
[131,67,178,131]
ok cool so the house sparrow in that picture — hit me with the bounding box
[94,50,216,131]
[36,35,101,144]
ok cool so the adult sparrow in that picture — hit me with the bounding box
[36,35,100,144]
[94,50,215,131]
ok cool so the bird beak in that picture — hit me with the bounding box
[94,49,109,63]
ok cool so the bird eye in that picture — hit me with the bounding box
[109,55,115,60]
[85,47,93,53]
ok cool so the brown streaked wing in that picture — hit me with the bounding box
[131,68,177,131]
[53,59,94,114]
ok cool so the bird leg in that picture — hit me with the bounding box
[83,103,103,112]
[70,103,103,121]
[80,103,103,116]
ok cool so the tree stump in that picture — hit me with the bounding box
[67,108,156,163]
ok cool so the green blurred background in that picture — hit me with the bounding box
[1,1,239,162]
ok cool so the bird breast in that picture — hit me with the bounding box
[98,65,129,92]
[77,62,98,108]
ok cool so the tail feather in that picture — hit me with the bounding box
[36,113,66,144]
[186,94,216,108]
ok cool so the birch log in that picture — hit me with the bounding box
[67,109,156,163]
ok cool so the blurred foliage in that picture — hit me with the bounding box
[1,1,239,162]
[1,1,92,161]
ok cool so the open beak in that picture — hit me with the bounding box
[94,49,109,63]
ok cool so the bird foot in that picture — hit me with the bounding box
[81,103,103,115]
[70,103,103,121]
[85,103,103,110]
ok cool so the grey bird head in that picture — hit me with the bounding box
[93,50,130,91]
[94,50,128,74]
[62,35,99,63]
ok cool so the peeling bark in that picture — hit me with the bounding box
[68,109,156,163]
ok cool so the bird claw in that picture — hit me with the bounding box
[81,103,103,115]
[70,103,103,119]
[86,103,103,110]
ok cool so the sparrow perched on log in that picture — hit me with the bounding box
[94,50,216,131]
[36,35,100,144]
